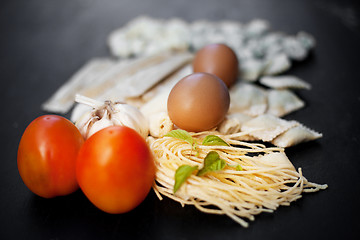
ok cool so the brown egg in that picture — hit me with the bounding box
[167,72,230,132]
[193,43,239,87]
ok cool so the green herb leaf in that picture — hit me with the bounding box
[227,164,243,171]
[202,135,229,146]
[174,165,198,193]
[165,129,197,149]
[236,165,243,171]
[197,151,226,176]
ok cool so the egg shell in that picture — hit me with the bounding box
[193,43,239,87]
[167,72,230,132]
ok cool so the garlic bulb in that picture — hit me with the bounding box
[74,94,149,139]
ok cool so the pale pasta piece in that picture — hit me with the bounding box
[123,97,146,109]
[42,58,116,114]
[108,16,191,58]
[217,116,241,135]
[77,53,169,101]
[244,19,270,38]
[99,52,192,102]
[263,53,291,75]
[272,124,323,148]
[217,113,253,135]
[297,31,316,50]
[260,75,311,90]
[239,59,266,81]
[141,64,192,103]
[45,54,170,114]
[255,152,295,171]
[148,112,174,137]
[229,82,268,116]
[266,89,305,117]
[282,36,309,61]
[125,64,192,109]
[140,90,169,117]
[241,114,298,141]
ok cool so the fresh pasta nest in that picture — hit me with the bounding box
[149,132,327,227]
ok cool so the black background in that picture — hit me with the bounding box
[1,0,360,239]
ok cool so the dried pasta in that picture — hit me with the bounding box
[149,132,327,227]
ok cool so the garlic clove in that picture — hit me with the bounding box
[75,111,95,139]
[113,103,149,138]
[87,114,114,138]
[112,111,149,139]
[115,104,148,127]
[112,111,137,128]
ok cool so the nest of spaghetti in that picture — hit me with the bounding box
[148,131,327,227]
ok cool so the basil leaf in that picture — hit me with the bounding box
[165,129,197,149]
[197,151,226,176]
[236,165,243,171]
[174,165,198,193]
[227,164,243,171]
[202,135,229,146]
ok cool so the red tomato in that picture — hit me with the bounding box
[76,126,155,214]
[17,115,84,198]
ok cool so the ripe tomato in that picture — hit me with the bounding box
[17,115,84,198]
[76,126,155,214]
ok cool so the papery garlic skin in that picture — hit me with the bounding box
[74,94,149,139]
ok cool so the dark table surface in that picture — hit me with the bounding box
[1,0,360,239]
